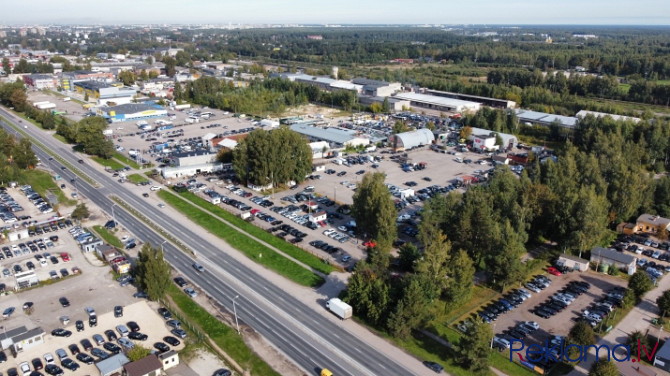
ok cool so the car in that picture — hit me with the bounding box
[44,364,64,376]
[341,255,352,262]
[158,308,172,320]
[116,324,130,337]
[67,344,80,356]
[173,277,188,287]
[127,321,140,332]
[80,339,93,351]
[104,330,118,342]
[184,287,198,297]
[75,353,94,365]
[192,262,204,272]
[51,328,72,337]
[103,342,121,354]
[547,267,562,276]
[150,186,162,191]
[19,361,31,375]
[23,301,34,310]
[153,342,170,353]
[212,369,232,376]
[61,357,79,371]
[114,305,123,317]
[157,203,166,208]
[55,348,67,361]
[171,328,187,338]
[90,348,109,360]
[423,361,444,373]
[163,336,181,346]
[93,334,105,345]
[89,315,98,327]
[58,297,70,307]
[118,337,135,350]
[166,320,181,329]
[75,320,84,332]
[31,357,43,370]
[43,353,55,365]
[128,331,148,341]
[3,306,15,318]
[133,291,148,299]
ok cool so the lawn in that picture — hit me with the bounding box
[93,157,124,171]
[175,191,337,275]
[127,173,149,184]
[114,152,142,169]
[167,284,281,376]
[21,170,76,207]
[442,285,500,325]
[91,225,123,248]
[53,133,68,144]
[157,190,324,287]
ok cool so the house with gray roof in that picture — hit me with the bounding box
[590,247,637,275]
[96,353,130,376]
[636,214,670,234]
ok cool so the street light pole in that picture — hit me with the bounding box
[160,240,168,253]
[110,203,118,225]
[233,295,240,335]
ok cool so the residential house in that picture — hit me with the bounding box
[636,214,670,234]
[124,354,163,376]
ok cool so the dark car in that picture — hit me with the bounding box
[75,320,84,332]
[80,339,93,351]
[423,361,444,373]
[212,369,232,376]
[58,297,70,307]
[61,358,79,371]
[44,364,64,376]
[31,357,44,370]
[51,328,72,337]
[104,330,118,342]
[114,306,123,317]
[68,344,80,355]
[163,336,181,346]
[75,353,94,365]
[173,277,188,287]
[90,348,109,360]
[127,321,140,332]
[89,315,97,327]
[103,342,121,354]
[128,332,148,341]
[153,342,170,353]
[158,308,172,320]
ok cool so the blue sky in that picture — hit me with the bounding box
[4,0,670,25]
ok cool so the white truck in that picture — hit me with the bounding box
[326,298,352,320]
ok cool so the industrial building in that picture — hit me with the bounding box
[575,110,641,124]
[22,74,58,89]
[74,81,137,105]
[290,123,370,148]
[424,89,516,109]
[468,127,518,151]
[276,73,364,93]
[357,95,409,112]
[352,78,402,97]
[393,92,481,113]
[96,103,167,123]
[515,109,578,129]
[388,128,435,151]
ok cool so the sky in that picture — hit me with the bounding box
[3,0,670,25]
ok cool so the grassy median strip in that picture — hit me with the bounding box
[176,191,337,275]
[91,225,124,249]
[167,284,281,376]
[157,190,324,287]
[93,157,125,171]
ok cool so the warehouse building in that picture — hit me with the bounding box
[388,128,435,151]
[576,110,641,124]
[515,109,578,129]
[393,92,481,113]
[96,103,167,123]
[352,78,402,97]
[290,123,370,148]
[74,81,136,105]
[23,74,58,89]
[467,127,518,151]
[424,89,516,109]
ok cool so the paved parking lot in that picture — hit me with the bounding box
[484,271,627,345]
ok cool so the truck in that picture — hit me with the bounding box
[174,103,191,111]
[325,298,352,320]
[36,102,56,110]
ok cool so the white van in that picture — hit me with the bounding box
[455,157,463,163]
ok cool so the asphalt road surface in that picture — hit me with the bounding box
[0,108,419,376]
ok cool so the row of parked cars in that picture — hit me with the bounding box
[532,280,591,319]
[0,188,24,223]
[574,286,626,328]
[20,184,53,215]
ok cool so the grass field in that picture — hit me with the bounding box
[21,170,76,207]
[443,285,500,325]
[91,225,123,248]
[92,157,124,171]
[127,173,149,184]
[157,190,324,287]
[114,153,141,169]
[176,191,337,275]
[167,284,281,376]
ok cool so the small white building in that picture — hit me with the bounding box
[309,210,327,224]
[310,141,330,159]
[469,133,498,151]
[158,350,180,370]
[397,188,414,199]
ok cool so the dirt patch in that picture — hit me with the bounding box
[281,103,348,118]
[243,329,307,376]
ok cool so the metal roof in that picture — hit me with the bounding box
[105,103,163,115]
[576,110,641,123]
[591,247,636,265]
[469,127,517,146]
[515,109,578,128]
[290,123,357,145]
[96,354,130,376]
[394,92,480,110]
[393,128,435,149]
[655,338,670,361]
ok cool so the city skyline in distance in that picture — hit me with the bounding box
[2,0,670,26]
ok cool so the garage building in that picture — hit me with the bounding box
[590,247,637,275]
[654,340,670,372]
[556,254,589,272]
[388,128,435,151]
[97,103,167,123]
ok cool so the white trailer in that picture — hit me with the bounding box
[326,298,352,320]
[36,102,56,110]
[174,104,191,110]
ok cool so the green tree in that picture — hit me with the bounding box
[350,172,397,252]
[134,243,171,301]
[626,331,650,358]
[589,358,619,376]
[75,116,115,158]
[392,121,408,134]
[126,345,152,361]
[456,318,492,372]
[397,243,421,272]
[386,274,432,339]
[460,126,472,140]
[12,138,37,169]
[41,111,56,130]
[12,59,29,74]
[173,82,183,102]
[9,89,27,112]
[414,231,451,298]
[444,249,475,307]
[71,203,90,220]
[84,92,89,102]
[163,56,177,77]
[629,271,653,300]
[382,97,390,113]
[369,102,382,113]
[118,70,137,86]
[656,290,670,317]
[1,58,9,74]
[569,321,595,347]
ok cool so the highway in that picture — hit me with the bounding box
[0,108,419,376]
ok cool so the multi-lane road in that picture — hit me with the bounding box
[0,108,424,376]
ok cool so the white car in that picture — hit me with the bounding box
[44,353,55,365]
[19,361,30,375]
[116,324,130,337]
[150,186,162,191]
[524,321,540,330]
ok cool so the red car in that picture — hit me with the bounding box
[547,267,562,276]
